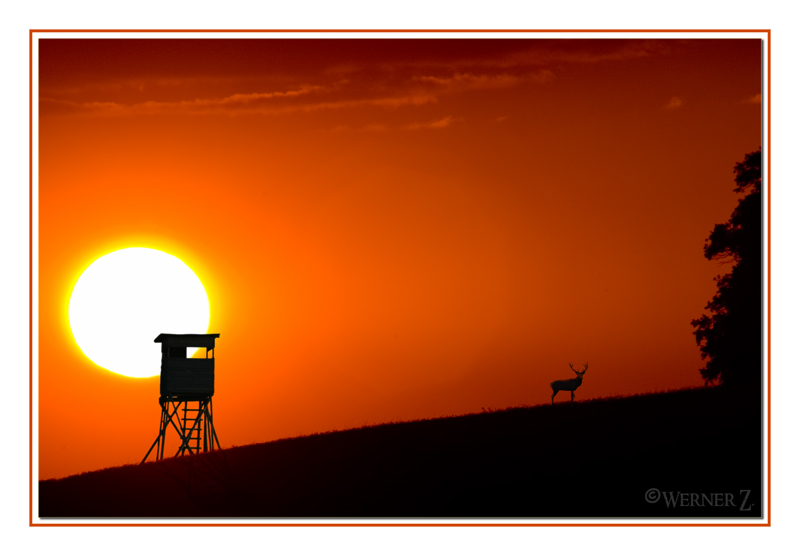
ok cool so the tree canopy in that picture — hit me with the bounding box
[691,149,762,387]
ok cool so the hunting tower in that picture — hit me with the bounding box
[142,333,221,463]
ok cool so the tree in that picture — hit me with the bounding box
[691,149,762,387]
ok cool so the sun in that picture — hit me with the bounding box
[68,247,210,378]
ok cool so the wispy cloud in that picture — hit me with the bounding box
[400,40,672,72]
[41,41,662,125]
[745,93,761,104]
[412,70,552,94]
[665,96,684,110]
[406,115,459,131]
[324,117,458,134]
[42,89,439,117]
[414,72,519,90]
[42,39,673,123]
[328,122,390,133]
[499,40,671,68]
[41,83,323,114]
[205,85,325,105]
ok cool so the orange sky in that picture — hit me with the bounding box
[38,38,762,480]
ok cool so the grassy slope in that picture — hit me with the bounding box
[39,386,762,519]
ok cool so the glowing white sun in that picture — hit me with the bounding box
[68,248,210,378]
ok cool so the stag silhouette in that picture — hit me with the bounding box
[550,363,588,405]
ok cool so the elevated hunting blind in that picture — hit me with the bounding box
[157,333,219,397]
[142,333,222,464]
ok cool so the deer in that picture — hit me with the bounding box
[550,363,588,405]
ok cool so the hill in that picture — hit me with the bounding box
[39,386,762,519]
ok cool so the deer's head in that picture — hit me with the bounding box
[569,363,588,378]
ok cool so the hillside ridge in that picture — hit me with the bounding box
[40,386,762,519]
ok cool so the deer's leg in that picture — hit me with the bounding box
[571,391,575,404]
[551,390,557,405]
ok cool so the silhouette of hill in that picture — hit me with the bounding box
[39,386,762,519]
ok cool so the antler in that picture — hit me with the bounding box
[569,363,577,374]
[583,363,589,372]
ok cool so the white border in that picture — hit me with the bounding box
[29,29,770,526]
[30,31,40,527]
[32,30,768,39]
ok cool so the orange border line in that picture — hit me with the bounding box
[29,29,772,32]
[767,28,772,526]
[29,29,771,528]
[29,28,34,529]
[26,523,771,527]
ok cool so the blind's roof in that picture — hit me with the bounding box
[154,333,220,348]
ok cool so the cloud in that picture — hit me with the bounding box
[327,122,390,133]
[665,96,684,110]
[41,41,664,125]
[206,85,325,105]
[501,40,671,68]
[493,116,509,123]
[323,118,456,134]
[42,89,440,118]
[401,39,672,72]
[412,70,553,94]
[406,115,459,131]
[42,40,671,121]
[261,93,438,116]
[48,40,656,122]
[746,93,761,104]
[41,83,322,114]
[414,72,520,90]
[39,74,267,101]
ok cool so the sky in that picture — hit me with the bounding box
[37,38,762,480]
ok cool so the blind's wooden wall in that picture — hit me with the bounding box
[160,359,215,396]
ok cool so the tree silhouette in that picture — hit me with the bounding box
[691,149,762,387]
